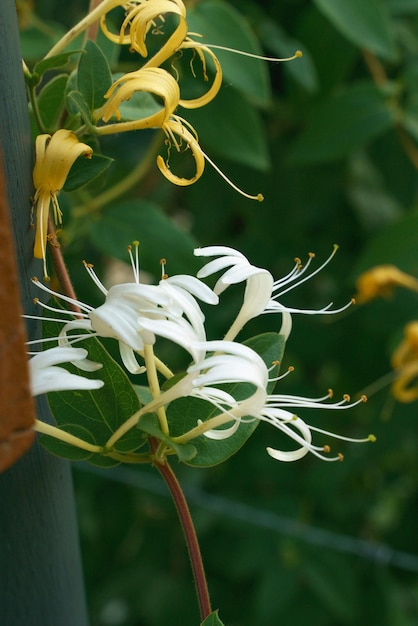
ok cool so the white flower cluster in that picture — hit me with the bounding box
[28,244,372,462]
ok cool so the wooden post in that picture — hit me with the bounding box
[0,2,90,625]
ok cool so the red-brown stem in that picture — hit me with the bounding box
[85,0,102,44]
[150,438,212,621]
[47,215,82,315]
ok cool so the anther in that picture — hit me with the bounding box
[343,393,351,402]
[361,395,368,403]
[338,453,344,462]
[323,444,331,453]
[368,434,376,442]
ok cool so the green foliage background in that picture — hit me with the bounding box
[21,0,418,623]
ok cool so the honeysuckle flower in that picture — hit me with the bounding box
[199,379,372,462]
[391,321,418,402]
[28,243,217,374]
[101,0,187,64]
[355,265,418,303]
[98,67,180,125]
[32,130,93,279]
[156,115,263,200]
[195,246,274,341]
[195,245,353,341]
[29,346,104,396]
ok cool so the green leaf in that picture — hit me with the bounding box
[288,81,395,165]
[313,0,398,61]
[31,51,82,85]
[88,199,200,277]
[187,0,271,107]
[40,322,142,464]
[354,211,418,276]
[184,86,270,171]
[138,414,197,461]
[77,39,112,113]
[200,610,225,626]
[166,333,285,468]
[63,153,113,191]
[65,89,94,127]
[37,74,68,131]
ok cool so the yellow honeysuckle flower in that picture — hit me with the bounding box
[392,321,418,403]
[157,114,205,186]
[32,129,93,279]
[178,39,223,109]
[157,114,263,201]
[101,1,222,108]
[98,66,180,125]
[101,0,187,64]
[355,264,418,303]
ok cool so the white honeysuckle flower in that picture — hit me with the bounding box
[168,341,269,443]
[194,245,353,341]
[199,378,373,461]
[29,346,104,397]
[28,243,217,374]
[195,246,274,342]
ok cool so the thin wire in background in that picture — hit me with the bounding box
[75,463,418,574]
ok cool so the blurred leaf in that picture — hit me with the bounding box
[187,0,271,107]
[77,39,112,113]
[314,0,398,60]
[167,333,284,468]
[37,74,68,130]
[185,85,270,170]
[386,0,418,15]
[88,199,200,277]
[64,153,113,191]
[258,19,318,93]
[354,211,418,275]
[200,610,225,626]
[288,81,396,164]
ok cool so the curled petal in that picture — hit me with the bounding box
[178,42,223,109]
[33,129,92,191]
[157,116,205,186]
[100,67,180,124]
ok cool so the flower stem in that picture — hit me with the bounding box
[47,215,82,316]
[34,420,103,453]
[144,343,169,435]
[150,438,212,621]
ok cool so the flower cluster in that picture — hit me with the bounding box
[29,243,374,463]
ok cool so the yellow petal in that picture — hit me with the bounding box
[100,67,180,125]
[33,129,93,192]
[178,41,223,109]
[355,265,418,303]
[157,116,205,186]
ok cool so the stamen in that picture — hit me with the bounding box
[160,258,168,279]
[31,277,93,313]
[128,241,141,283]
[82,261,108,295]
[201,44,303,63]
[201,146,264,202]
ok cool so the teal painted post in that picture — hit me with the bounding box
[0,2,90,625]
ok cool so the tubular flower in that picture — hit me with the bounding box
[195,245,353,341]
[391,321,418,402]
[198,379,372,461]
[195,246,274,341]
[157,114,205,186]
[355,265,418,303]
[32,130,93,279]
[101,0,187,65]
[28,243,217,374]
[29,346,104,397]
[98,67,180,125]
